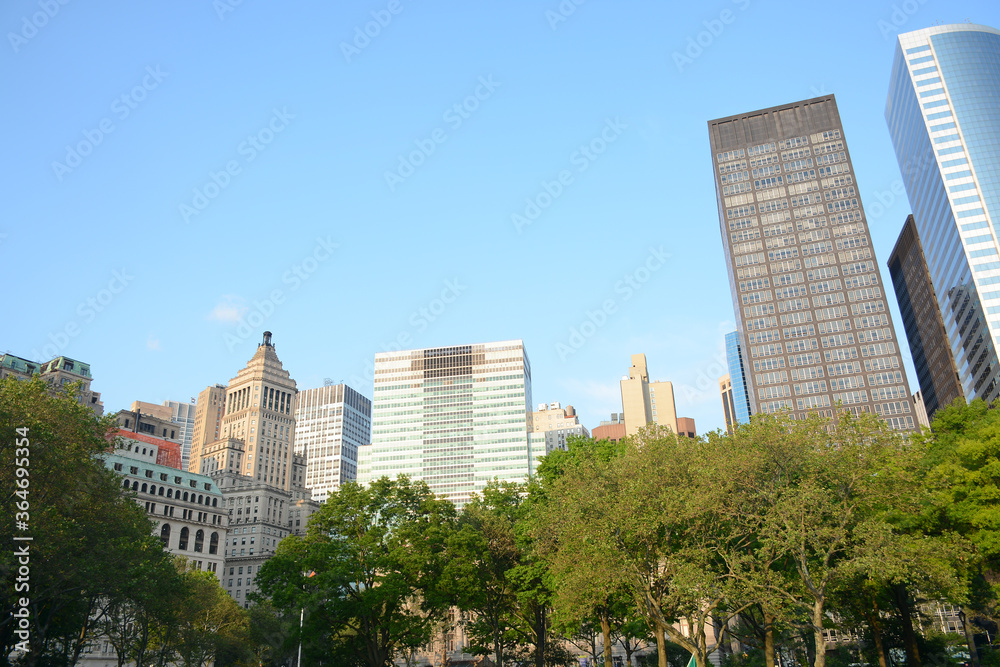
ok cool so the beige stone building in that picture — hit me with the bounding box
[189,384,226,473]
[217,331,297,491]
[188,332,320,607]
[620,354,679,435]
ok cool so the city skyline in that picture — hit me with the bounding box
[4,3,1000,435]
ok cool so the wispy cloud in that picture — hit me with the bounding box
[207,295,247,323]
[147,335,161,351]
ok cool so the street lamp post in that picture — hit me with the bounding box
[297,607,304,667]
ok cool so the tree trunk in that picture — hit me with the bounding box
[656,623,668,667]
[764,610,776,667]
[961,608,981,667]
[601,614,614,667]
[862,607,889,667]
[892,583,921,667]
[534,605,546,667]
[810,599,825,667]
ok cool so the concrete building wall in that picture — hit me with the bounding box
[711,96,915,430]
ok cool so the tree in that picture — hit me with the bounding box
[540,426,752,667]
[171,567,250,667]
[442,481,525,667]
[0,376,181,667]
[255,476,455,667]
[534,437,632,667]
[911,398,1000,666]
[742,411,931,667]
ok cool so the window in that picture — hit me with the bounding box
[160,523,170,547]
[209,532,219,555]
[178,527,189,550]
[194,529,204,553]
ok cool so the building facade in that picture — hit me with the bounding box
[216,331,298,491]
[724,331,753,426]
[710,95,915,429]
[530,402,590,453]
[620,354,679,435]
[358,340,534,507]
[105,434,227,576]
[1,353,104,415]
[189,384,227,474]
[189,332,320,606]
[885,24,1000,406]
[294,383,372,502]
[888,215,965,421]
[720,374,737,434]
[591,413,627,443]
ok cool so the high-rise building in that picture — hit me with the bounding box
[620,354,679,435]
[294,383,372,503]
[358,340,535,507]
[165,400,198,470]
[217,331,298,491]
[719,374,737,434]
[193,332,319,607]
[190,384,227,473]
[724,331,752,426]
[710,95,915,430]
[885,24,1000,406]
[888,215,964,421]
[529,402,590,453]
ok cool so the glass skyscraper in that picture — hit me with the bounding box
[357,340,535,507]
[709,96,915,430]
[724,331,752,425]
[885,24,1000,404]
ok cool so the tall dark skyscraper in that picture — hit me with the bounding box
[888,215,964,421]
[709,95,915,430]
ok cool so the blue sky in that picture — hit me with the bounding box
[3,0,998,435]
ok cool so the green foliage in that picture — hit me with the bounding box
[254,476,454,667]
[0,377,188,666]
